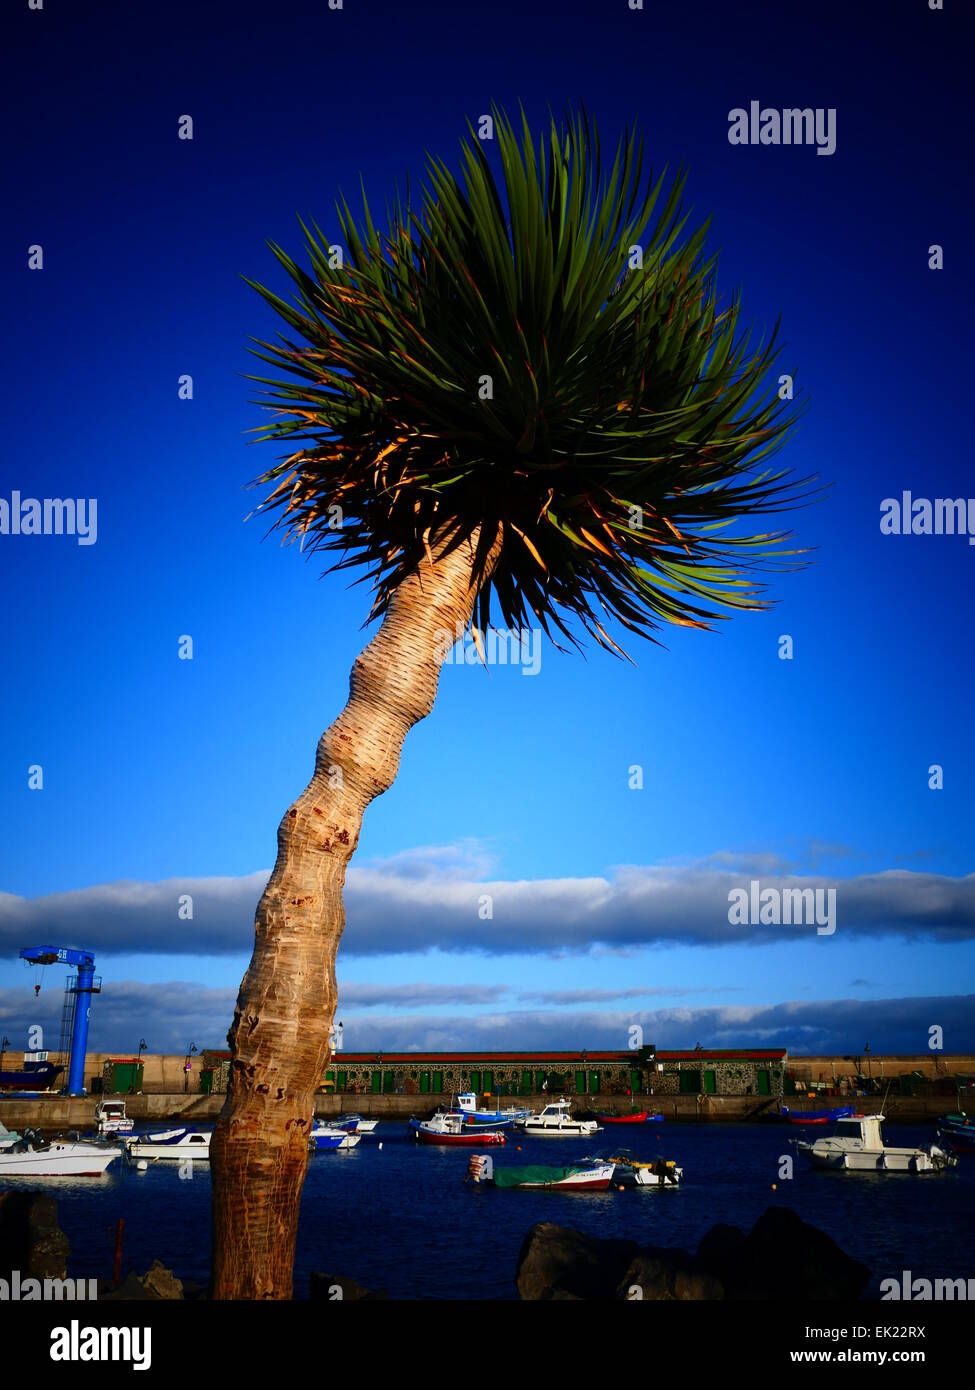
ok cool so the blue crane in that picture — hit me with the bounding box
[19,945,99,1096]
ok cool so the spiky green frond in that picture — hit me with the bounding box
[247,105,811,651]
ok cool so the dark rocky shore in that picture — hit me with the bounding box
[2,1191,869,1300]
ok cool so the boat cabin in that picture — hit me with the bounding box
[835,1114,883,1147]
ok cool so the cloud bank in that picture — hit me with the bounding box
[2,847,973,958]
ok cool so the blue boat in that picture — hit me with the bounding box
[309,1122,360,1151]
[456,1092,530,1127]
[781,1104,855,1126]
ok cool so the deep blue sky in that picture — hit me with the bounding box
[1,0,972,1056]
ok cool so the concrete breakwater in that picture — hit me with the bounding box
[0,1090,959,1131]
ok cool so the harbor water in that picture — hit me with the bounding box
[17,1122,975,1299]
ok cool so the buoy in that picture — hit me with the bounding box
[771,1182,777,1190]
[378,1142,383,1150]
[617,1184,625,1191]
[136,1160,148,1172]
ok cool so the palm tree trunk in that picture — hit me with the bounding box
[210,527,498,1299]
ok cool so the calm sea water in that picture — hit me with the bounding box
[13,1122,974,1299]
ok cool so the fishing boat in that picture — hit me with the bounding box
[0,1056,63,1092]
[466,1153,615,1190]
[795,1113,956,1173]
[94,1099,135,1134]
[456,1092,530,1127]
[609,1152,683,1186]
[309,1122,361,1151]
[327,1114,379,1134]
[410,1112,505,1146]
[123,1127,211,1161]
[512,1098,600,1138]
[781,1103,854,1125]
[0,1130,120,1177]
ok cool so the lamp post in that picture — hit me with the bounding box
[184,1042,197,1093]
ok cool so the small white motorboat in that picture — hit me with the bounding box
[0,1130,120,1177]
[796,1113,956,1173]
[512,1099,600,1138]
[124,1127,211,1161]
[95,1099,135,1134]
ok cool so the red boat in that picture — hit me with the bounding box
[781,1105,854,1125]
[409,1114,505,1146]
[597,1111,652,1124]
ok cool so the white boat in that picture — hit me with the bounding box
[512,1098,600,1138]
[329,1113,379,1134]
[0,1131,120,1177]
[95,1099,135,1134]
[796,1113,957,1173]
[124,1127,211,1161]
[609,1152,683,1186]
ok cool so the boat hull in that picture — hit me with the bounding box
[0,1141,119,1177]
[412,1125,505,1146]
[597,1112,656,1125]
[494,1163,616,1190]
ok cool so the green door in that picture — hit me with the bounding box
[757,1069,771,1095]
[382,1070,395,1093]
[629,1069,642,1094]
[420,1071,430,1094]
[469,1070,481,1092]
[521,1069,533,1093]
[574,1070,586,1093]
[482,1070,494,1094]
[703,1070,716,1095]
[678,1069,702,1094]
[432,1072,443,1094]
[589,1071,600,1095]
[336,1070,347,1091]
[370,1070,382,1093]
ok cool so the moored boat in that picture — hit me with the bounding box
[781,1104,855,1125]
[95,1099,135,1134]
[609,1152,683,1186]
[0,1130,119,1177]
[0,1056,63,1093]
[456,1092,530,1127]
[327,1114,379,1134]
[124,1127,211,1161]
[467,1153,615,1190]
[410,1112,505,1146]
[596,1110,663,1125]
[513,1098,600,1138]
[796,1113,956,1173]
[309,1122,361,1150]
